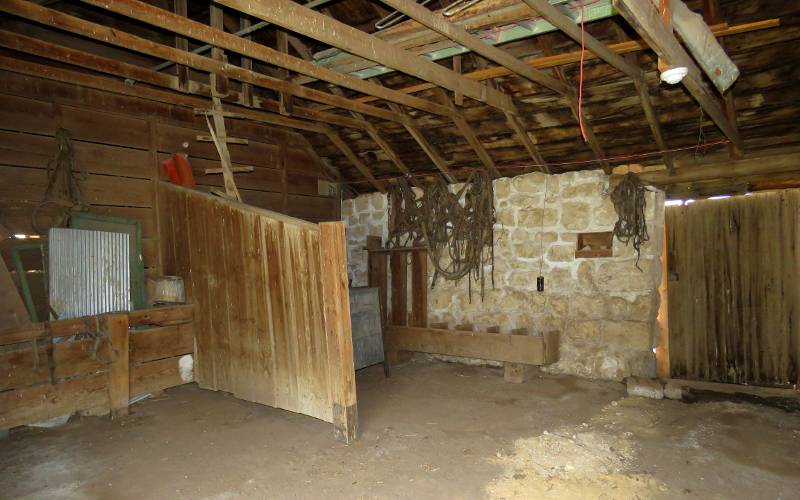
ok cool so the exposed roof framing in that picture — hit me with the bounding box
[316,19,774,110]
[0,0,790,195]
[78,0,452,118]
[214,0,516,112]
[361,0,609,169]
[613,0,743,153]
[522,0,672,170]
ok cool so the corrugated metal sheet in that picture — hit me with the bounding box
[350,287,384,370]
[49,228,131,320]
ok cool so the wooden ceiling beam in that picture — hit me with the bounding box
[386,102,456,183]
[315,19,776,111]
[380,0,608,171]
[613,0,743,153]
[623,151,800,188]
[524,0,673,170]
[325,131,386,192]
[0,29,366,132]
[214,0,515,113]
[0,0,400,125]
[77,0,450,118]
[379,0,569,95]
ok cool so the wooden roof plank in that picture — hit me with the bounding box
[214,0,515,112]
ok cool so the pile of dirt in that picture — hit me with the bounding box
[487,406,665,499]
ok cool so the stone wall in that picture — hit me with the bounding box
[341,170,664,380]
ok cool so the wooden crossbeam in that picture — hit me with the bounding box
[79,0,451,118]
[613,0,742,152]
[215,0,515,112]
[0,0,402,125]
[382,0,606,170]
[288,36,416,188]
[319,19,777,111]
[380,0,569,95]
[386,102,456,183]
[525,0,672,170]
[505,112,547,171]
[325,131,386,193]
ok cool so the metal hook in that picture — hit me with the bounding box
[375,0,436,30]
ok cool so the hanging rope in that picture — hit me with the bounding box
[610,173,650,270]
[388,171,495,301]
[32,128,86,233]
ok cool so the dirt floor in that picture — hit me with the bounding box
[1,359,799,499]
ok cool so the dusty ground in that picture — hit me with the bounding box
[1,359,799,499]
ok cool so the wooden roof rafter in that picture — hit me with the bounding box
[612,0,743,154]
[376,0,610,172]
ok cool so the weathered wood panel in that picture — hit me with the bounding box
[386,325,559,365]
[667,190,800,385]
[0,305,195,429]
[158,183,357,438]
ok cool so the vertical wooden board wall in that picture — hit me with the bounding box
[667,189,800,385]
[158,183,351,425]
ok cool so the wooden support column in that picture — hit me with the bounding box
[239,16,253,106]
[172,0,189,91]
[105,312,130,418]
[410,250,428,328]
[504,328,533,383]
[319,222,358,444]
[390,252,408,326]
[366,236,388,326]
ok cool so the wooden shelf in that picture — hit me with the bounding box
[576,231,613,258]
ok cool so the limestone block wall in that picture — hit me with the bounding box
[341,170,664,380]
[342,192,388,287]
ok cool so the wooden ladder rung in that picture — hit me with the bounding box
[196,135,249,145]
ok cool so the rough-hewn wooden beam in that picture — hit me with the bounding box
[386,102,456,183]
[523,0,641,80]
[0,29,365,131]
[505,112,547,171]
[317,19,776,111]
[77,0,451,118]
[382,1,607,171]
[665,0,739,94]
[2,0,400,125]
[325,131,386,193]
[287,36,420,187]
[623,151,800,187]
[173,0,189,91]
[215,0,515,112]
[380,0,569,95]
[613,0,742,152]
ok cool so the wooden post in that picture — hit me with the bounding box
[319,222,358,444]
[410,250,427,328]
[656,220,670,378]
[105,312,130,418]
[390,252,408,326]
[504,328,533,383]
[366,236,388,326]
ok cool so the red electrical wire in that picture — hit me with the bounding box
[578,1,588,143]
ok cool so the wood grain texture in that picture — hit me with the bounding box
[667,190,800,385]
[159,183,356,431]
[386,326,558,365]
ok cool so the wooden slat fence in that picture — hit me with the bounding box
[666,190,800,385]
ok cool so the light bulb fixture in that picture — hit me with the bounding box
[660,66,689,85]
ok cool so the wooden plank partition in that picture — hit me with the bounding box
[0,305,195,430]
[667,190,800,386]
[158,182,358,442]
